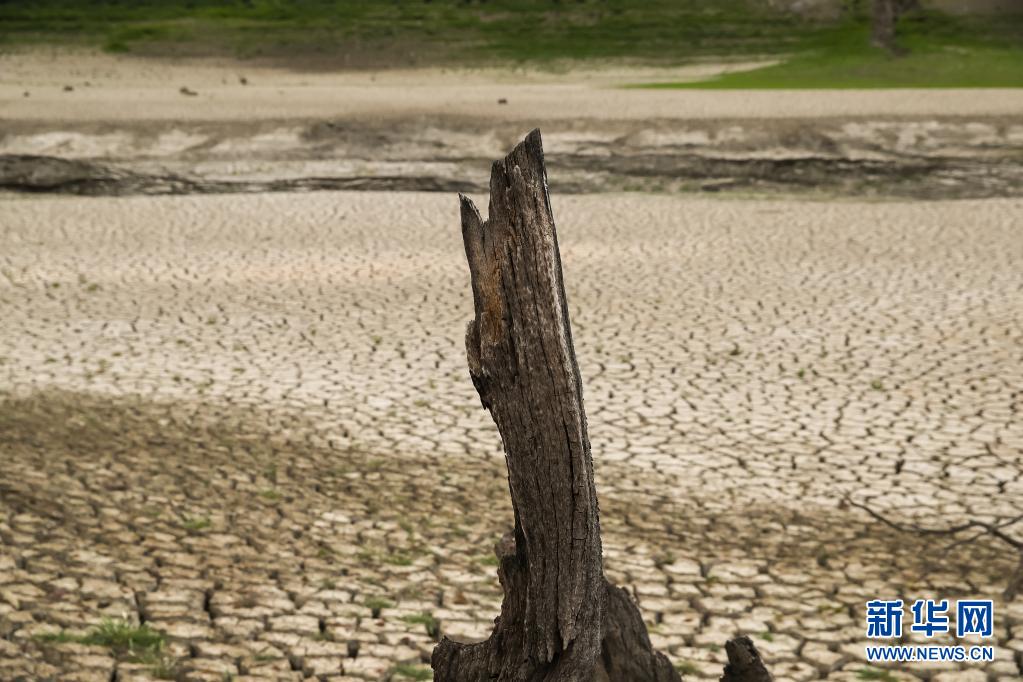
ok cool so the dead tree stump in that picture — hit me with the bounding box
[431,130,773,682]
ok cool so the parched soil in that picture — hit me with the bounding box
[1,190,1022,680]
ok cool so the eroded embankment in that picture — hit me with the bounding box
[2,116,1021,199]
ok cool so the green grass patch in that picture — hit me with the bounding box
[181,515,212,531]
[0,0,813,65]
[364,596,393,617]
[635,12,1023,88]
[79,618,165,653]
[5,1,1019,77]
[857,667,899,682]
[477,554,500,567]
[383,552,414,566]
[401,611,440,638]
[674,660,701,676]
[391,663,433,681]
[36,619,173,675]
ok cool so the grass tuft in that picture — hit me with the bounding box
[181,515,212,531]
[364,596,393,617]
[857,668,899,682]
[391,663,433,680]
[401,611,440,638]
[35,618,174,675]
[674,660,701,676]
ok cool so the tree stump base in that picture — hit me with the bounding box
[431,130,773,682]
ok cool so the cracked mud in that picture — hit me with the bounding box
[1,190,1021,681]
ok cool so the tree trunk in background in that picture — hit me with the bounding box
[430,130,773,681]
[872,0,919,55]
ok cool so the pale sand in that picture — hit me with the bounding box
[3,50,1023,123]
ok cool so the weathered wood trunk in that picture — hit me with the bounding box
[431,130,772,682]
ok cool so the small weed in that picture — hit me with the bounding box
[870,379,884,391]
[364,596,393,617]
[384,553,414,566]
[260,489,282,502]
[758,630,774,642]
[34,630,79,644]
[478,554,499,567]
[674,660,701,676]
[857,668,898,682]
[181,516,211,532]
[149,654,182,679]
[37,619,168,672]
[653,553,676,568]
[402,612,440,638]
[391,663,432,680]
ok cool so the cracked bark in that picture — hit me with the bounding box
[431,130,773,682]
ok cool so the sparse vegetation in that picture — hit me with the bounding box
[674,660,701,676]
[857,667,899,682]
[637,11,1023,88]
[2,1,1019,86]
[181,515,212,531]
[364,596,393,617]
[477,554,499,567]
[36,619,175,676]
[383,552,414,566]
[401,612,440,638]
[391,663,433,680]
